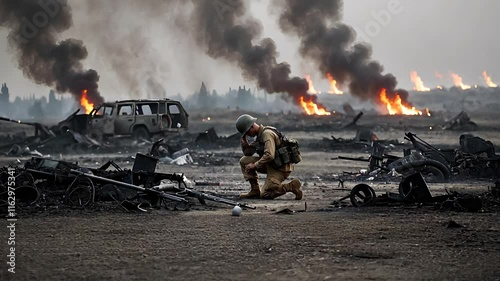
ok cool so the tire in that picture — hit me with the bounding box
[418,165,445,183]
[395,159,451,182]
[349,184,376,207]
[133,126,150,141]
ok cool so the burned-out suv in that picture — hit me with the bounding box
[87,99,189,140]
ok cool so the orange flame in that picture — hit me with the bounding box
[451,73,471,90]
[80,90,94,114]
[305,74,321,94]
[437,85,443,90]
[299,96,331,116]
[326,73,343,94]
[482,71,498,88]
[378,88,426,116]
[410,71,430,92]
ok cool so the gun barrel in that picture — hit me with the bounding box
[335,156,370,162]
[70,169,188,203]
[174,187,256,209]
[0,116,37,126]
[197,192,256,209]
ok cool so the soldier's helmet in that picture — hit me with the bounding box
[236,114,257,136]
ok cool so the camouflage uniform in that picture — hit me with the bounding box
[239,125,297,199]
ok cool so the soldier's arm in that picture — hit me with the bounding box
[254,131,276,169]
[241,137,257,156]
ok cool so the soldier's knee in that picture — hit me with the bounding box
[240,156,252,166]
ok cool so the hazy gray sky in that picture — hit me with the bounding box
[0,0,499,101]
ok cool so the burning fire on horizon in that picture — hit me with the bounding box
[410,71,430,92]
[378,89,430,116]
[410,71,498,91]
[299,96,331,116]
[451,73,471,90]
[482,71,498,88]
[302,74,429,117]
[326,73,344,95]
[306,73,344,95]
[80,90,94,114]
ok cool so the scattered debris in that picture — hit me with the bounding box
[343,112,364,128]
[342,103,356,117]
[331,172,494,212]
[324,129,401,151]
[336,132,500,182]
[443,111,478,131]
[195,127,240,148]
[275,208,295,215]
[0,150,255,214]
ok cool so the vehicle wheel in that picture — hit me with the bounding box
[66,176,95,207]
[349,184,376,207]
[418,165,445,183]
[398,173,432,202]
[133,126,150,141]
[396,160,450,183]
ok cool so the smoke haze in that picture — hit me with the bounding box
[273,0,410,104]
[0,0,498,108]
[0,0,103,104]
[187,0,324,106]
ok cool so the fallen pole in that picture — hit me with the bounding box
[70,169,188,203]
[333,156,370,162]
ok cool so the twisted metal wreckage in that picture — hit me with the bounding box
[333,132,500,211]
[2,131,500,213]
[0,139,256,213]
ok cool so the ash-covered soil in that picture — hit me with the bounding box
[1,110,500,280]
[2,206,500,281]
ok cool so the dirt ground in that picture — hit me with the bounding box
[1,110,500,280]
[2,208,500,281]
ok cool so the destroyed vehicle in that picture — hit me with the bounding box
[58,99,189,140]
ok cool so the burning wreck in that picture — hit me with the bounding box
[57,98,189,141]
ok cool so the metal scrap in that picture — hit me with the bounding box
[443,111,478,131]
[0,149,255,214]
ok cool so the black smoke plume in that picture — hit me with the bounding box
[0,0,103,105]
[189,0,324,108]
[274,0,411,105]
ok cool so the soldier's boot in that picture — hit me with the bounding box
[282,179,303,200]
[261,186,286,200]
[240,179,261,199]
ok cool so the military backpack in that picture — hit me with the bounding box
[261,127,302,169]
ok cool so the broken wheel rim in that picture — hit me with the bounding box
[350,184,376,207]
[419,165,445,183]
[66,176,95,207]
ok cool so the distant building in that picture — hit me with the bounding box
[0,83,10,115]
[0,83,9,104]
[198,82,210,106]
